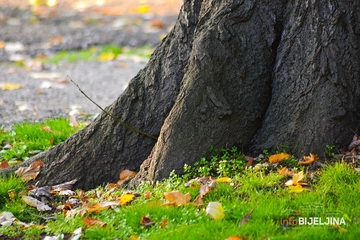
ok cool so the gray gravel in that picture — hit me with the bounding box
[0,6,177,128]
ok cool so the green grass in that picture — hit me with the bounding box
[45,45,154,64]
[1,121,360,239]
[0,117,80,163]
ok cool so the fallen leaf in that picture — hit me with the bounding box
[164,191,191,206]
[193,195,203,206]
[140,215,155,227]
[83,217,107,227]
[138,4,149,14]
[332,224,347,233]
[98,52,116,61]
[7,190,16,201]
[120,193,135,206]
[245,156,254,168]
[277,166,293,176]
[285,171,307,186]
[160,219,167,228]
[298,153,318,165]
[0,160,9,170]
[41,126,52,132]
[144,190,151,200]
[0,212,16,226]
[51,179,78,192]
[0,41,5,49]
[225,237,243,240]
[48,36,63,45]
[118,169,137,185]
[87,201,119,213]
[216,177,232,183]
[22,195,51,211]
[269,152,291,163]
[238,209,254,227]
[15,160,44,181]
[289,185,305,193]
[149,19,164,29]
[1,83,24,91]
[206,202,225,220]
[348,134,360,150]
[68,115,79,128]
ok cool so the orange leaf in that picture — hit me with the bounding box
[83,217,107,227]
[277,167,293,176]
[269,152,291,163]
[164,191,191,206]
[226,237,243,240]
[87,201,119,213]
[245,156,254,168]
[298,153,318,165]
[144,190,151,200]
[160,219,167,228]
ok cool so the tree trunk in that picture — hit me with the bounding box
[3,0,360,190]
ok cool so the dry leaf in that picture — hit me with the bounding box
[98,52,116,61]
[206,202,225,220]
[160,219,167,228]
[0,160,9,170]
[1,83,24,91]
[332,223,347,233]
[238,209,254,226]
[0,212,16,226]
[245,156,254,168]
[298,153,318,165]
[140,215,155,227]
[164,191,191,206]
[69,115,79,128]
[285,171,306,186]
[225,237,243,240]
[83,217,107,227]
[269,152,291,163]
[118,169,137,185]
[120,193,135,206]
[149,19,164,29]
[22,195,51,211]
[144,190,151,200]
[348,134,360,150]
[15,160,44,181]
[8,190,16,201]
[87,201,119,213]
[277,166,293,176]
[193,195,204,206]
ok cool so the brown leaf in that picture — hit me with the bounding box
[83,217,107,227]
[245,156,254,168]
[118,169,137,185]
[193,194,204,206]
[52,179,78,192]
[150,19,164,29]
[348,134,360,150]
[69,115,79,128]
[15,160,44,181]
[238,209,254,227]
[140,215,155,227]
[164,191,191,206]
[87,201,120,213]
[0,160,9,170]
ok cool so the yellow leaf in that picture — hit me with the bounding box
[1,83,24,91]
[332,224,347,233]
[269,152,291,163]
[289,185,305,193]
[138,4,149,14]
[164,191,191,206]
[206,202,225,220]
[98,52,115,61]
[216,177,232,183]
[7,190,17,201]
[298,153,318,165]
[285,171,305,186]
[120,193,135,206]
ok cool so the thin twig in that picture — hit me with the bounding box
[68,76,158,141]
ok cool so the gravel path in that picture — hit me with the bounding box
[0,1,181,128]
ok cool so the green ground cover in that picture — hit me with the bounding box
[0,118,359,239]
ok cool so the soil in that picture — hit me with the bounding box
[0,0,182,128]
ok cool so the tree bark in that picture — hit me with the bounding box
[2,0,360,190]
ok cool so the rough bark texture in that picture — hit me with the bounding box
[2,0,360,189]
